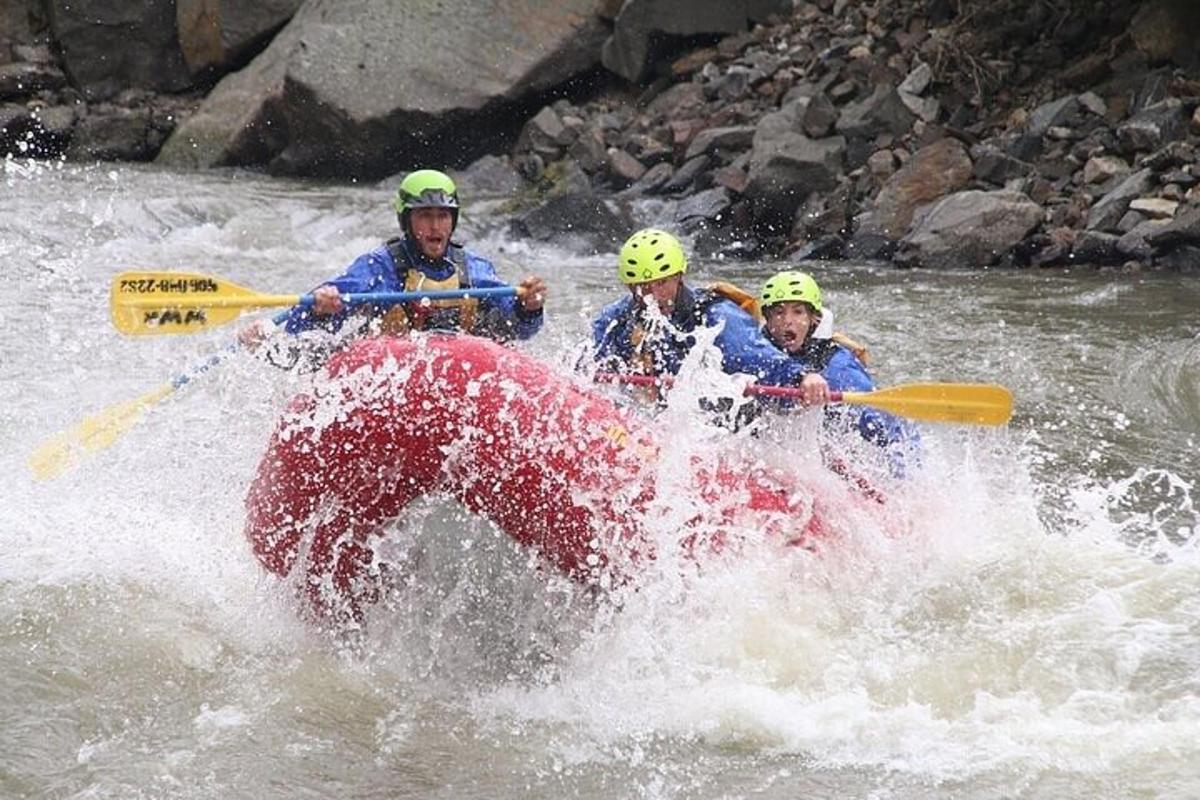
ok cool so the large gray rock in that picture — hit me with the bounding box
[897,190,1044,269]
[176,0,301,76]
[509,190,633,253]
[834,84,915,141]
[159,0,607,178]
[745,100,845,229]
[601,0,790,83]
[1086,168,1156,232]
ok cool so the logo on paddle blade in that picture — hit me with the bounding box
[143,308,208,328]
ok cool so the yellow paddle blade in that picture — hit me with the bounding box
[841,382,1013,426]
[110,271,299,336]
[27,383,175,480]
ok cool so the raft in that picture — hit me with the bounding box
[244,334,835,625]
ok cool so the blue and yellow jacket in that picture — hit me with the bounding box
[591,284,806,387]
[777,335,920,476]
[284,237,542,341]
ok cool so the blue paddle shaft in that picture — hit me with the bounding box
[297,286,518,307]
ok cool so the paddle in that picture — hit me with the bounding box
[594,373,1013,426]
[28,352,228,480]
[38,272,523,478]
[110,270,519,336]
[28,302,304,480]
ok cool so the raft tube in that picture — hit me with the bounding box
[244,334,831,625]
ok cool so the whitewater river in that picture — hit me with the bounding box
[3,159,1199,799]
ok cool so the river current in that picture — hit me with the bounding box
[2,159,1199,799]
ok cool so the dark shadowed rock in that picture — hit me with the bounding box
[1117,99,1189,155]
[801,92,836,138]
[674,186,732,230]
[601,0,790,83]
[2,104,79,158]
[606,147,647,186]
[0,0,46,45]
[510,190,634,254]
[1144,207,1200,249]
[517,105,576,160]
[788,234,846,260]
[1117,219,1169,260]
[68,106,160,161]
[567,126,608,174]
[661,154,712,194]
[47,0,192,99]
[972,143,1033,185]
[1026,96,1080,139]
[0,62,66,100]
[1154,244,1200,271]
[621,160,674,195]
[683,125,755,161]
[834,84,915,141]
[1131,0,1200,70]
[1070,230,1122,265]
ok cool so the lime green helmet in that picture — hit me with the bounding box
[618,228,687,284]
[394,169,459,232]
[760,270,823,312]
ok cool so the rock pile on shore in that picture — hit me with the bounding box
[505,0,1200,270]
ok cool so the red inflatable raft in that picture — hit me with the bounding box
[244,334,835,625]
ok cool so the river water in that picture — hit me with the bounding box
[2,159,1199,799]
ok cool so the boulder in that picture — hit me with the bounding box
[47,0,191,99]
[896,190,1044,269]
[509,190,634,253]
[745,100,845,229]
[856,137,973,240]
[46,0,300,100]
[159,0,607,178]
[1086,168,1156,232]
[68,105,161,161]
[176,0,301,77]
[0,0,47,46]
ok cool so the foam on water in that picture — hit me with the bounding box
[5,162,1200,798]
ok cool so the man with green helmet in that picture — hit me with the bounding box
[590,228,828,406]
[760,269,917,470]
[280,168,546,340]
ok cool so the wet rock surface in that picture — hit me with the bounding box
[5,0,1199,270]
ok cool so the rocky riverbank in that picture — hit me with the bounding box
[4,0,1199,271]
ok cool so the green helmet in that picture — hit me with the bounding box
[394,169,459,231]
[760,270,823,312]
[618,228,687,284]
